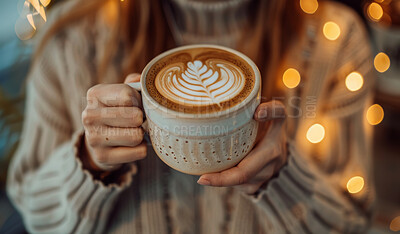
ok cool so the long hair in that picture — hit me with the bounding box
[35,0,303,99]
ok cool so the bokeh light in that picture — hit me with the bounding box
[390,216,400,232]
[306,124,325,144]
[347,176,365,194]
[300,0,318,14]
[374,52,391,73]
[15,16,36,41]
[26,14,36,30]
[345,72,364,92]
[40,0,51,7]
[283,68,301,89]
[323,21,341,40]
[366,104,384,125]
[15,0,51,41]
[367,2,384,21]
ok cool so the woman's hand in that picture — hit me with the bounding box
[197,100,287,195]
[82,74,147,171]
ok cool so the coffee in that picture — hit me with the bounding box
[146,47,255,113]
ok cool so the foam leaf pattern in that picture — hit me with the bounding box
[155,60,245,106]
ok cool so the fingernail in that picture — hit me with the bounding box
[197,178,211,186]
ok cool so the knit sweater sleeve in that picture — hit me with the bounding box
[247,3,374,233]
[6,37,136,234]
[250,143,369,233]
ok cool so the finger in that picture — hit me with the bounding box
[197,166,249,187]
[94,142,147,164]
[84,107,143,127]
[259,111,286,145]
[124,73,141,83]
[87,84,142,107]
[242,161,277,184]
[254,100,286,144]
[102,107,144,127]
[254,100,286,122]
[197,139,280,187]
[86,126,144,147]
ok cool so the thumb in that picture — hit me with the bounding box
[254,100,286,122]
[124,73,141,84]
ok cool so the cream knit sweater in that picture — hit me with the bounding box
[7,1,375,233]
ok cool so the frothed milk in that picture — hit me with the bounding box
[146,48,255,113]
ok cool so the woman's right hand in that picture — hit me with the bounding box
[81,74,147,171]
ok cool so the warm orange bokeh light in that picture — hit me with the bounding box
[323,21,341,40]
[347,176,364,194]
[374,52,391,73]
[366,104,384,125]
[367,2,383,21]
[306,124,325,144]
[390,216,400,232]
[283,68,301,89]
[27,0,47,22]
[26,14,36,30]
[345,72,364,92]
[300,0,318,14]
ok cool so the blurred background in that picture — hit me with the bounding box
[0,0,399,233]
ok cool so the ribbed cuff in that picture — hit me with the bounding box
[14,130,138,233]
[72,129,137,189]
[250,145,312,201]
[246,143,368,233]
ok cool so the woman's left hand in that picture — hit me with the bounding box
[197,100,287,195]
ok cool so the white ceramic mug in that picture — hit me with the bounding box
[129,44,261,175]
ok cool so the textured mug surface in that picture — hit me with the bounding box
[137,45,261,175]
[147,106,259,175]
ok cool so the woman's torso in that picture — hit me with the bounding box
[55,1,367,233]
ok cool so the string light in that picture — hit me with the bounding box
[27,0,47,22]
[345,72,364,92]
[366,104,384,125]
[28,0,40,13]
[323,21,341,41]
[26,14,36,30]
[347,176,364,194]
[306,124,325,144]
[390,216,400,232]
[283,68,301,89]
[300,0,318,14]
[367,2,384,21]
[374,52,391,73]
[15,0,51,40]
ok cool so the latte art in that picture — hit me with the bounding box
[145,47,256,113]
[155,60,245,106]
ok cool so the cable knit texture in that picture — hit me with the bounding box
[7,0,375,233]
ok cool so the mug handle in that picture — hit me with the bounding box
[127,82,148,132]
[127,82,141,92]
